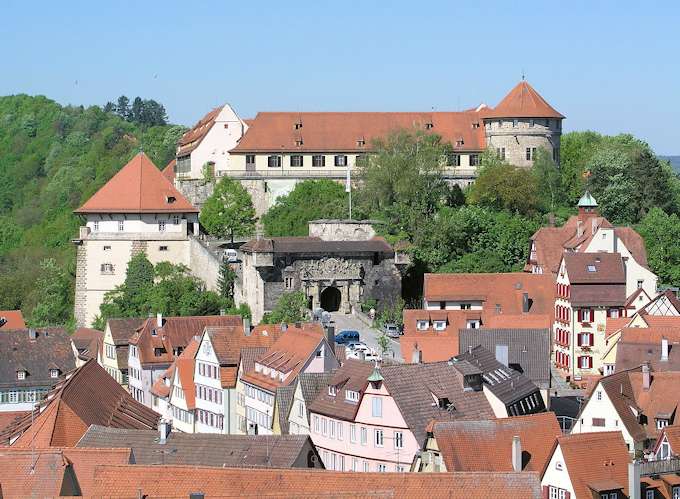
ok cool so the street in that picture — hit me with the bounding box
[330,312,403,363]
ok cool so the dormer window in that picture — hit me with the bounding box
[345,390,359,402]
[455,139,464,147]
[416,320,429,331]
[17,370,26,380]
[295,137,303,146]
[294,120,303,130]
[356,138,365,147]
[50,369,59,378]
[472,122,480,129]
[587,264,597,272]
[433,320,447,331]
[425,122,434,130]
[166,196,176,204]
[657,418,669,430]
[328,385,337,396]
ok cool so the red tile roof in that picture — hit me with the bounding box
[485,81,564,119]
[173,338,200,410]
[162,158,175,182]
[0,310,25,330]
[0,359,159,446]
[177,106,222,157]
[90,465,542,498]
[74,152,198,214]
[658,425,680,455]
[563,253,625,284]
[433,412,562,472]
[233,111,487,153]
[546,432,629,499]
[71,327,103,361]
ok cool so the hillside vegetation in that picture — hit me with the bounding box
[0,94,184,325]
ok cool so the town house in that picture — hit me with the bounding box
[238,323,338,436]
[308,359,494,473]
[286,372,335,436]
[100,318,144,387]
[127,314,242,407]
[553,252,627,379]
[70,327,103,367]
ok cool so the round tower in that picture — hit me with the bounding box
[483,81,564,168]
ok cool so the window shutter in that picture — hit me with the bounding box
[588,357,593,369]
[577,334,582,346]
[589,333,594,347]
[590,309,595,322]
[542,486,549,499]
[577,356,582,368]
[565,492,571,499]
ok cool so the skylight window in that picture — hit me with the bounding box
[587,265,597,272]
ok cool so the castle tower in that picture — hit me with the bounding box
[483,81,564,168]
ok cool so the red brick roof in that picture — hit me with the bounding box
[173,338,200,410]
[658,425,680,455]
[485,81,564,119]
[0,359,159,446]
[75,152,198,214]
[89,465,542,498]
[177,106,222,157]
[233,111,487,153]
[433,412,561,472]
[563,252,626,284]
[162,158,175,182]
[0,310,25,330]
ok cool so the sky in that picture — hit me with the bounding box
[3,1,680,154]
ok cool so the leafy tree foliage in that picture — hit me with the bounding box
[200,177,256,240]
[262,180,348,237]
[217,261,237,302]
[105,95,167,127]
[261,291,308,324]
[531,148,563,213]
[28,258,73,328]
[636,208,680,287]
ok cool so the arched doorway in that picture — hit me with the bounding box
[320,286,341,312]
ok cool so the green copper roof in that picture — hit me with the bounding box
[578,191,598,207]
[367,365,383,382]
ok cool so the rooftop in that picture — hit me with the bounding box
[0,310,26,330]
[484,81,564,119]
[240,235,393,255]
[177,106,222,157]
[615,326,680,372]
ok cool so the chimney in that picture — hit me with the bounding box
[159,419,171,444]
[326,324,335,356]
[576,219,584,238]
[628,461,641,499]
[219,309,226,316]
[243,317,251,336]
[281,323,288,332]
[412,344,423,364]
[495,344,509,367]
[28,328,37,340]
[662,338,669,362]
[156,312,163,328]
[642,363,651,391]
[522,293,529,313]
[511,435,522,472]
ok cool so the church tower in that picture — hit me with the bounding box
[483,81,564,168]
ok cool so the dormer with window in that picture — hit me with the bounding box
[345,390,359,403]
[416,320,429,331]
[433,320,447,332]
[328,385,337,396]
[16,369,27,380]
[49,368,60,379]
[425,121,434,130]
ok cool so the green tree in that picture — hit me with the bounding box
[559,131,604,203]
[532,148,563,212]
[261,291,308,324]
[637,208,680,287]
[217,262,237,302]
[29,258,73,327]
[116,96,130,120]
[377,333,390,356]
[262,179,348,236]
[200,176,256,241]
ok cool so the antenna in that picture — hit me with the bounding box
[521,69,525,81]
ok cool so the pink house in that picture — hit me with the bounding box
[308,359,494,472]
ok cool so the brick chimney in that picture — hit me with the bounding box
[512,435,522,472]
[662,337,669,362]
[156,312,163,328]
[642,363,651,391]
[412,344,422,364]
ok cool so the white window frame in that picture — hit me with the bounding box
[394,431,403,449]
[350,424,357,443]
[372,396,382,417]
[158,220,166,232]
[118,220,124,231]
[374,429,384,447]
[416,320,429,331]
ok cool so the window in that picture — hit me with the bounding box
[579,356,593,369]
[469,154,480,167]
[350,424,357,443]
[322,417,328,436]
[106,343,116,359]
[100,263,114,274]
[313,414,320,433]
[345,390,359,402]
[447,154,461,167]
[285,276,293,289]
[659,441,671,459]
[657,419,669,430]
[637,280,644,289]
[50,369,59,378]
[596,390,602,401]
[360,427,367,445]
[646,490,655,499]
[352,458,358,472]
[394,431,403,449]
[416,320,429,331]
[334,155,347,167]
[17,371,26,380]
[529,119,534,127]
[433,320,446,331]
[374,429,384,447]
[158,220,166,232]
[290,155,303,167]
[246,154,255,167]
[578,333,593,347]
[117,220,124,231]
[513,119,518,127]
[103,245,111,251]
[674,486,680,499]
[93,221,99,231]
[363,461,369,472]
[549,486,568,499]
[377,463,387,472]
[330,420,336,438]
[312,155,325,167]
[372,397,382,417]
[526,147,537,161]
[172,215,180,225]
[592,417,605,427]
[587,264,597,273]
[159,245,168,251]
[268,155,282,168]
[496,147,506,160]
[460,303,471,310]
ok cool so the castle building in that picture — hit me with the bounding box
[72,153,219,327]
[173,81,564,216]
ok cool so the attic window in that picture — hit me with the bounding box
[17,370,26,380]
[166,196,176,204]
[154,347,166,357]
[433,320,447,331]
[495,304,502,314]
[295,137,304,146]
[455,139,464,147]
[50,369,59,378]
[425,122,434,130]
[587,265,597,272]
[438,397,451,409]
[345,390,359,402]
[294,121,303,130]
[357,138,366,147]
[328,385,337,396]
[151,329,158,336]
[416,320,429,331]
[472,122,480,129]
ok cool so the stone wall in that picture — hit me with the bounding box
[74,243,88,327]
[485,118,562,168]
[189,236,222,292]
[308,220,376,241]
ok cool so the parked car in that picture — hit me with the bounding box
[224,249,238,262]
[383,323,401,338]
[347,342,370,353]
[364,351,382,362]
[335,330,360,345]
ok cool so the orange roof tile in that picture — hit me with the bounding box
[485,81,564,119]
[0,310,25,330]
[90,465,542,498]
[162,158,176,182]
[174,338,199,409]
[74,152,198,214]
[659,425,680,455]
[177,106,222,157]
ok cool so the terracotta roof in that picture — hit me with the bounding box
[240,235,394,255]
[107,318,145,345]
[0,327,75,389]
[458,328,551,388]
[90,465,542,498]
[0,411,28,435]
[239,346,268,375]
[659,425,680,455]
[233,111,487,153]
[484,81,563,119]
[74,152,198,214]
[0,447,131,498]
[0,310,25,330]
[309,359,375,421]
[177,106,221,157]
[433,412,561,472]
[174,338,199,410]
[0,359,159,446]
[162,158,175,182]
[78,425,318,469]
[241,323,327,392]
[547,432,629,499]
[615,326,680,371]
[563,252,626,284]
[71,327,103,361]
[131,315,242,367]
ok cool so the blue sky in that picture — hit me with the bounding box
[3,1,679,153]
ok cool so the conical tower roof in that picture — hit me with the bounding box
[75,152,198,214]
[577,191,598,208]
[485,81,564,119]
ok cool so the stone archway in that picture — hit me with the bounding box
[320,286,342,312]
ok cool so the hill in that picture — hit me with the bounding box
[0,94,184,324]
[660,156,680,174]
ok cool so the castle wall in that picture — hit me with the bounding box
[484,118,562,168]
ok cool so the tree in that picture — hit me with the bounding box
[354,130,451,241]
[103,102,116,113]
[467,152,539,216]
[532,148,563,212]
[116,96,130,120]
[377,333,390,356]
[200,177,256,240]
[261,291,308,324]
[636,208,680,287]
[131,97,144,124]
[262,180,347,237]
[29,258,73,327]
[217,262,236,302]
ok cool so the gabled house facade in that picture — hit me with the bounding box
[287,372,335,436]
[100,318,144,387]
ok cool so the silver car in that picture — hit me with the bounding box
[383,323,401,338]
